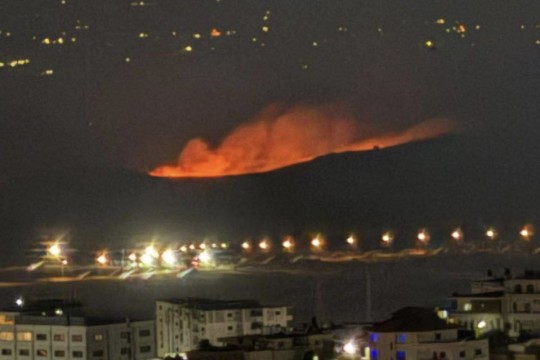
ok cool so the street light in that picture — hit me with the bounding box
[96,252,109,266]
[161,249,177,267]
[417,229,430,246]
[520,225,533,241]
[346,234,357,249]
[451,228,463,242]
[259,239,270,251]
[486,228,497,240]
[343,340,358,356]
[311,235,324,251]
[381,231,394,247]
[241,241,251,251]
[282,237,294,251]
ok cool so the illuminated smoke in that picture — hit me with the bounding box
[150,104,454,178]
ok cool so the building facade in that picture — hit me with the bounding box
[156,298,292,357]
[445,271,540,338]
[367,308,489,360]
[0,300,155,360]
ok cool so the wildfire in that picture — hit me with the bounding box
[149,104,454,178]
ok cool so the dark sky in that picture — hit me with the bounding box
[0,0,539,179]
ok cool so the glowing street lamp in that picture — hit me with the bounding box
[95,252,109,266]
[417,229,430,245]
[343,340,358,356]
[451,228,463,242]
[346,234,357,248]
[220,242,228,249]
[161,249,177,266]
[282,237,294,251]
[198,250,212,265]
[189,244,196,251]
[520,226,533,241]
[211,243,218,249]
[241,241,251,251]
[180,245,188,253]
[486,228,497,240]
[259,239,270,251]
[311,235,323,251]
[381,231,394,247]
[48,243,62,258]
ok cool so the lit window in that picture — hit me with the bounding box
[370,333,379,342]
[17,332,32,342]
[94,334,103,341]
[71,334,83,342]
[396,334,406,343]
[464,303,472,311]
[0,332,14,341]
[53,334,65,341]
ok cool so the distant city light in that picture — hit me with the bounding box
[241,241,251,251]
[311,235,323,250]
[417,229,429,243]
[282,237,294,250]
[220,242,228,249]
[198,250,212,264]
[48,243,62,257]
[486,228,497,240]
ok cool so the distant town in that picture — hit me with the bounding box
[3,268,540,360]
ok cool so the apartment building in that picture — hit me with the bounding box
[0,299,155,360]
[366,307,489,360]
[445,270,540,337]
[156,298,292,357]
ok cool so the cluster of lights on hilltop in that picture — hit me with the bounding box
[0,2,538,79]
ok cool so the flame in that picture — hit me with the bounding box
[150,104,454,178]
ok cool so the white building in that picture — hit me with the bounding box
[0,299,155,360]
[366,307,489,360]
[156,298,292,356]
[445,270,540,338]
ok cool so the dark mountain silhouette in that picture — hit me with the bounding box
[1,134,539,265]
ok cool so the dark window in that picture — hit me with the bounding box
[1,349,12,355]
[120,348,130,355]
[71,334,83,342]
[251,322,263,330]
[72,350,83,358]
[475,349,482,355]
[53,334,65,341]
[139,329,151,337]
[515,284,523,293]
[36,334,47,341]
[120,332,130,340]
[54,350,66,357]
[92,350,104,357]
[36,349,48,357]
[250,309,263,317]
[227,313,233,318]
[435,333,441,340]
[275,311,281,315]
[227,326,234,330]
[459,351,466,358]
[525,303,532,312]
[19,349,30,356]
[439,352,446,359]
[140,346,151,353]
[527,284,534,293]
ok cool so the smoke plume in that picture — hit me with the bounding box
[150,104,454,178]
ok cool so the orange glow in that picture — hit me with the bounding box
[210,28,222,37]
[149,104,455,178]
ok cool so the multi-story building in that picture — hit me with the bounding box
[155,298,292,357]
[0,299,155,360]
[445,270,540,338]
[186,332,335,360]
[366,307,489,360]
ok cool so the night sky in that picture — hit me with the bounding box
[0,0,539,180]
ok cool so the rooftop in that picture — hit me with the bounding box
[367,307,461,333]
[450,291,505,298]
[159,298,288,311]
